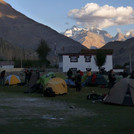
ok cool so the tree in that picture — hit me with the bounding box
[36,40,51,67]
[94,49,106,72]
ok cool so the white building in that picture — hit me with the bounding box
[59,49,113,72]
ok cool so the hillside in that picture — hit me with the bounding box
[0,0,84,61]
[102,37,134,66]
[0,38,37,60]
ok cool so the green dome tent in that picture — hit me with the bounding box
[37,72,55,86]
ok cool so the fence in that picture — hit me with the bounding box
[0,68,59,73]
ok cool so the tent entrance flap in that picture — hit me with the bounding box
[122,86,133,105]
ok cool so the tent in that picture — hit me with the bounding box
[24,72,55,94]
[104,78,134,106]
[82,74,107,86]
[29,72,39,88]
[24,72,43,93]
[96,74,108,85]
[45,77,67,95]
[5,75,21,85]
[37,72,55,86]
[65,79,75,87]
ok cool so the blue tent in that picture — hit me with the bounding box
[65,79,75,87]
[82,74,108,86]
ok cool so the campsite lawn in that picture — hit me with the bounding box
[0,85,134,134]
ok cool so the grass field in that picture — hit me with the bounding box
[0,85,134,134]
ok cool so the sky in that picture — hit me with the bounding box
[4,0,134,36]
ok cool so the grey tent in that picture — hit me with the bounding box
[104,78,134,106]
[24,72,40,93]
[29,72,39,88]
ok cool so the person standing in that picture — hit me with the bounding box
[67,69,73,79]
[79,70,84,76]
[24,69,29,84]
[108,69,116,89]
[36,70,40,80]
[75,70,82,91]
[0,70,6,86]
[122,69,128,78]
[87,68,92,77]
[130,69,134,79]
[28,70,33,83]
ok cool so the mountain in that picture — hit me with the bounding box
[73,30,106,48]
[112,32,126,41]
[102,37,134,66]
[0,37,37,60]
[0,0,84,61]
[64,26,112,48]
[0,38,22,60]
[63,26,134,49]
[64,26,134,66]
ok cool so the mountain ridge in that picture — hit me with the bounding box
[63,26,134,49]
[102,37,134,66]
[0,0,84,61]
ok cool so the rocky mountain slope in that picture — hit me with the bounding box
[102,37,134,66]
[0,0,84,61]
[0,38,37,60]
[63,26,134,49]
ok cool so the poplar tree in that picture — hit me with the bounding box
[36,40,51,66]
[94,49,106,72]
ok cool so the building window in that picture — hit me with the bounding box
[86,68,91,71]
[84,55,91,62]
[69,56,79,62]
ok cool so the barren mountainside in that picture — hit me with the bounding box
[102,37,134,66]
[0,0,84,61]
[0,38,37,60]
[73,31,105,48]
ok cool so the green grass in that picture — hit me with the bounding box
[0,85,134,134]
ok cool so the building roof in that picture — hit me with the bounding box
[81,49,113,54]
[59,49,113,56]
